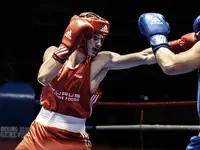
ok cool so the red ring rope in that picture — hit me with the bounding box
[35,100,196,107]
[97,101,196,107]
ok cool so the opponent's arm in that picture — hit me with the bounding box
[156,15,200,75]
[156,42,200,75]
[154,15,200,75]
[102,47,156,70]
[138,13,200,75]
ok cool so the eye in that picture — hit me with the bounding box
[93,33,104,41]
[93,35,98,40]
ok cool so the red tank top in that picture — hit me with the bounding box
[40,58,102,118]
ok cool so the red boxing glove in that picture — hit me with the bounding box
[169,32,197,54]
[53,17,94,64]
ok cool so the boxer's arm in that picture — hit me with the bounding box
[53,18,94,64]
[156,15,200,75]
[102,48,156,70]
[155,41,200,75]
[37,46,63,86]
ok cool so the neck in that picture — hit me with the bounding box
[68,50,86,68]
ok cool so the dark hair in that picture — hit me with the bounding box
[85,12,100,19]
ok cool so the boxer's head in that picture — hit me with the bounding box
[79,12,110,36]
[70,12,110,57]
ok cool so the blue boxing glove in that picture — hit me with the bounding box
[193,15,200,41]
[138,13,170,53]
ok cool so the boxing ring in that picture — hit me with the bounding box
[34,100,199,131]
[0,82,199,149]
[89,101,199,131]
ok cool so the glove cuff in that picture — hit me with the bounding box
[197,34,200,41]
[150,35,169,53]
[52,53,66,64]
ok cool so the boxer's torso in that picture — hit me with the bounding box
[40,52,111,118]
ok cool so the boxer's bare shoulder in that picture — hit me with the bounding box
[90,51,112,78]
[90,50,120,74]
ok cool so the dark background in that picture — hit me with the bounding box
[3,1,200,149]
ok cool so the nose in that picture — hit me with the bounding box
[96,40,102,48]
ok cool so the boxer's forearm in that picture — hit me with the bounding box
[141,47,153,54]
[37,57,63,86]
[140,48,156,65]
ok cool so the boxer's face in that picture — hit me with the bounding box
[87,33,104,57]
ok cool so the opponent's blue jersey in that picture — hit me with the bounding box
[186,70,200,150]
[197,70,200,117]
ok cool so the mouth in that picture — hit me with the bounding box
[92,47,99,53]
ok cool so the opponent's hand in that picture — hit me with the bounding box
[193,15,200,41]
[53,17,94,64]
[138,13,170,53]
[169,32,197,53]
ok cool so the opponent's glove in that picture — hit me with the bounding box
[53,17,94,64]
[138,13,170,53]
[169,32,197,53]
[193,15,200,41]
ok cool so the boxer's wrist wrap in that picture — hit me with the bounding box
[52,53,66,64]
[150,35,170,54]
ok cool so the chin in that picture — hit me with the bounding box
[88,54,96,57]
[88,52,96,57]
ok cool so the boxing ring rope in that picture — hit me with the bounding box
[35,100,200,131]
[35,100,197,107]
[87,125,200,131]
[96,101,196,107]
